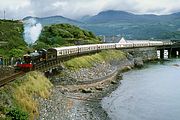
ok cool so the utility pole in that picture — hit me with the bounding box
[4,10,6,20]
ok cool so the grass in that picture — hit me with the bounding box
[0,71,53,120]
[63,50,126,70]
[14,71,53,119]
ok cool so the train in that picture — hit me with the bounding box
[15,40,172,71]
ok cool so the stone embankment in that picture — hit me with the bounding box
[37,48,157,120]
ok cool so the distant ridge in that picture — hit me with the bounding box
[81,10,172,23]
[82,10,135,23]
[23,15,82,26]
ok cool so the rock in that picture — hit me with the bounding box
[95,87,103,91]
[173,64,180,67]
[81,88,92,93]
[116,74,123,80]
[121,66,131,72]
[134,57,143,68]
[111,81,117,84]
[127,53,134,60]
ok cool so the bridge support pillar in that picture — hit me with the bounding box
[160,49,164,59]
[168,48,172,58]
[171,48,178,58]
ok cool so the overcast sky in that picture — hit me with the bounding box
[0,0,180,20]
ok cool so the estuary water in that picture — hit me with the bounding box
[102,59,180,120]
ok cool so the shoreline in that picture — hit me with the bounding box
[37,49,158,120]
[37,57,135,119]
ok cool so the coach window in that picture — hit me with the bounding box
[59,51,62,55]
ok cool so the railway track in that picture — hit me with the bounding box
[0,71,25,87]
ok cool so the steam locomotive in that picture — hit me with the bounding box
[16,49,47,71]
[15,40,172,71]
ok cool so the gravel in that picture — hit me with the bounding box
[36,49,156,120]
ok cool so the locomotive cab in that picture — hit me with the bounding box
[24,54,31,63]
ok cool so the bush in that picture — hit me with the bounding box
[6,107,28,120]
[8,48,25,57]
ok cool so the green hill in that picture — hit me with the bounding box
[0,20,27,58]
[34,24,101,49]
[0,20,101,57]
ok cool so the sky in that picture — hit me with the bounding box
[0,0,180,20]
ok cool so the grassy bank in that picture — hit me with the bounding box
[63,50,126,70]
[0,71,53,120]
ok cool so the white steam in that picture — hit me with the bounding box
[23,18,42,44]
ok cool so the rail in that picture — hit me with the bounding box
[0,71,25,87]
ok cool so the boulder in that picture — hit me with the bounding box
[95,87,103,91]
[134,57,143,68]
[81,88,92,93]
[111,80,117,84]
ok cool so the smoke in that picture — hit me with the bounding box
[23,18,42,44]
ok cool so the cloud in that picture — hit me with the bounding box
[0,0,180,19]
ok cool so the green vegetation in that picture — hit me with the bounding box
[158,31,180,39]
[0,20,101,58]
[34,24,101,49]
[0,20,27,58]
[63,50,126,70]
[0,71,53,120]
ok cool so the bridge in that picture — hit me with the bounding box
[156,40,180,59]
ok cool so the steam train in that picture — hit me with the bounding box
[16,49,47,71]
[15,40,172,71]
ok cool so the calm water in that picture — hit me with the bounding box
[102,59,180,120]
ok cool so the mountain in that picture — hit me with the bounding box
[81,10,172,23]
[23,16,82,26]
[79,10,180,39]
[82,10,136,23]
[23,10,180,40]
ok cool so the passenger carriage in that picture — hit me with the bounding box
[129,40,150,47]
[47,46,79,60]
[149,41,163,46]
[78,44,98,53]
[97,43,116,50]
[115,43,133,48]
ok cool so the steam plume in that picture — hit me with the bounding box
[23,18,42,44]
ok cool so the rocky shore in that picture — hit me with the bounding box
[36,49,158,120]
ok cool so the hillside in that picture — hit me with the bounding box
[0,20,27,58]
[33,24,101,49]
[23,16,81,26]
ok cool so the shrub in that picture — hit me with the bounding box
[6,107,28,120]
